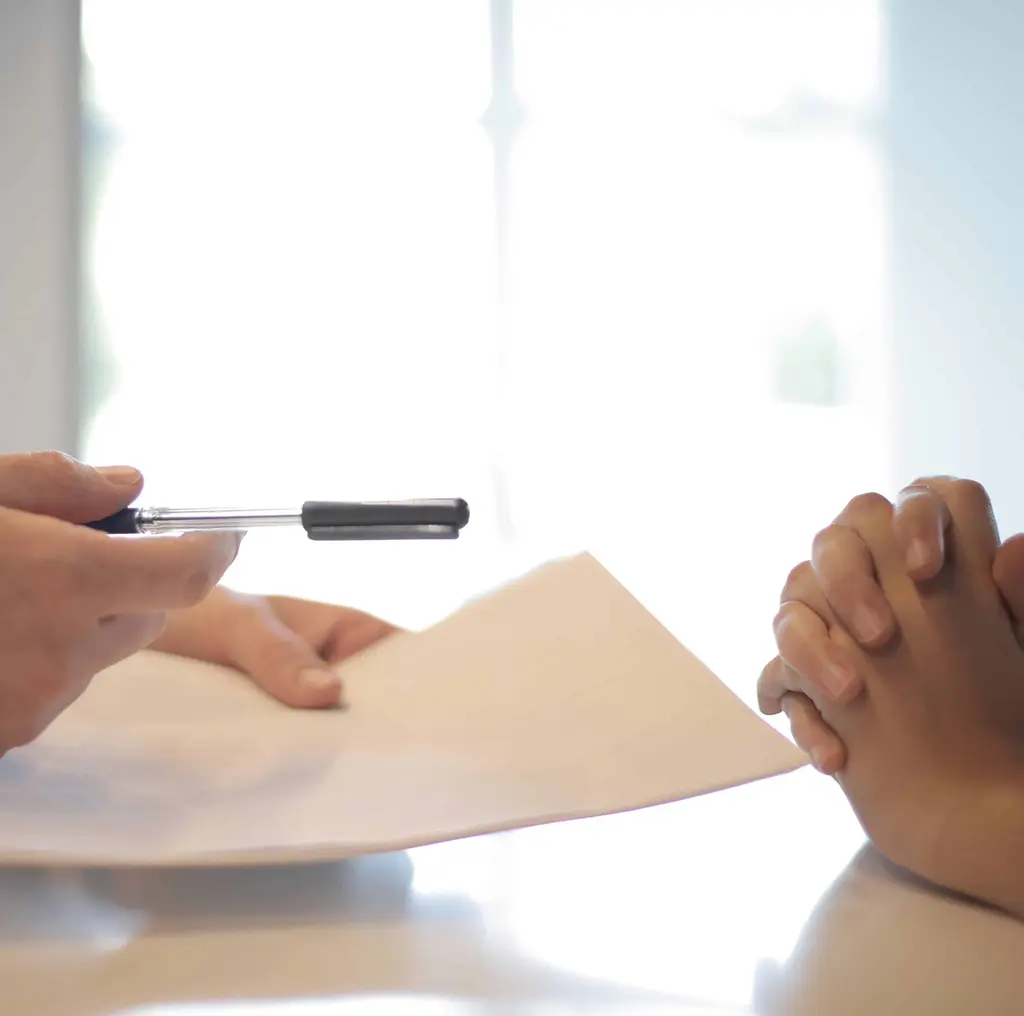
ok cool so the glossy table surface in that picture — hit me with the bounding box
[4,766,1023,1016]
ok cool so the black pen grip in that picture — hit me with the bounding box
[84,507,141,535]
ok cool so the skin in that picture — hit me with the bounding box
[759,476,1024,773]
[0,452,397,754]
[766,483,1024,917]
[152,587,398,709]
[0,452,239,752]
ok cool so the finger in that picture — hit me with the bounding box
[779,560,834,617]
[321,612,398,662]
[265,596,399,663]
[993,532,1024,643]
[88,611,169,675]
[0,452,143,522]
[759,653,844,715]
[772,601,862,702]
[780,693,847,775]
[811,521,895,646]
[85,532,243,612]
[758,655,794,714]
[892,484,950,580]
[910,476,999,572]
[224,603,345,709]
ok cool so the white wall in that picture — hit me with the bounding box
[0,0,80,454]
[888,0,1024,533]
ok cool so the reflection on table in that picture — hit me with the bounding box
[1,768,1021,1016]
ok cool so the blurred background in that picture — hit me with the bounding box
[3,0,1023,734]
[3,1,1023,1004]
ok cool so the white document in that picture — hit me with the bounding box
[0,553,807,866]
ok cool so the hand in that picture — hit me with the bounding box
[0,450,144,522]
[796,486,1024,917]
[152,586,399,707]
[759,477,1024,773]
[0,452,241,753]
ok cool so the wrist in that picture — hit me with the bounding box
[968,780,1024,918]
[925,774,1024,918]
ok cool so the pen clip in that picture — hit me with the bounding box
[305,524,460,541]
[300,500,469,541]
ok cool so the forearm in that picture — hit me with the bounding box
[920,777,1024,919]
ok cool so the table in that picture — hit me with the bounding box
[3,767,1022,1016]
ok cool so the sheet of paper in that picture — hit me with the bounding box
[0,553,807,866]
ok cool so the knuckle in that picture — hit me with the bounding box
[181,565,219,606]
[908,474,955,490]
[810,525,837,556]
[780,562,831,620]
[781,561,813,600]
[757,657,779,687]
[811,532,879,607]
[757,659,785,712]
[843,491,891,520]
[34,449,76,474]
[893,489,941,537]
[771,603,792,633]
[772,603,813,653]
[949,477,992,515]
[32,450,81,492]
[895,483,934,507]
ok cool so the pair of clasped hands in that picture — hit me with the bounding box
[0,451,397,752]
[760,475,1024,920]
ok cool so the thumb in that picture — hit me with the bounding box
[227,603,345,709]
[0,451,143,523]
[993,532,1024,645]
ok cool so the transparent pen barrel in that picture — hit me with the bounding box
[136,507,302,534]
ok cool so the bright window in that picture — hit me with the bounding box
[81,1,884,1003]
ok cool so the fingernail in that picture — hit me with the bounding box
[299,667,343,704]
[810,747,828,774]
[96,465,142,487]
[907,538,931,573]
[821,660,856,700]
[853,605,886,643]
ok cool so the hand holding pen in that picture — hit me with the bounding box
[0,454,470,751]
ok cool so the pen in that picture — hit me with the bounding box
[85,499,470,541]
